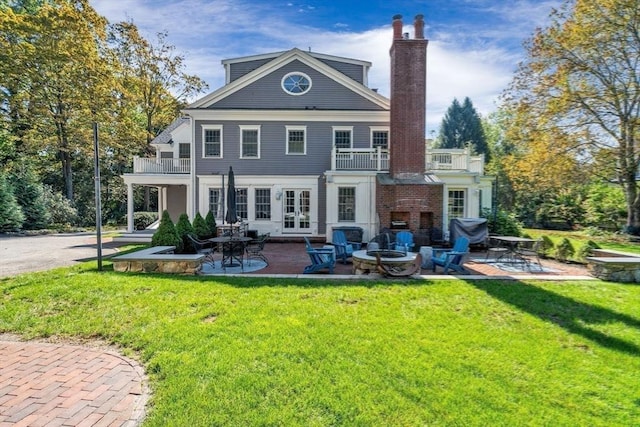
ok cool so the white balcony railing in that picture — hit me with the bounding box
[331,147,389,171]
[331,147,484,173]
[133,156,190,174]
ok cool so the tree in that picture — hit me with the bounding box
[437,97,489,161]
[504,0,640,232]
[0,0,114,201]
[0,172,24,231]
[192,212,210,239]
[9,164,49,229]
[151,210,181,250]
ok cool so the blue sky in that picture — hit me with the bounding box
[92,0,563,135]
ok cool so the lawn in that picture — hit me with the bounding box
[1,262,639,426]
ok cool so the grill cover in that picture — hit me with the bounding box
[449,218,488,245]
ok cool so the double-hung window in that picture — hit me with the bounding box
[178,143,190,158]
[338,187,356,222]
[240,126,260,158]
[235,188,248,220]
[286,126,306,155]
[255,189,271,220]
[448,189,466,219]
[203,125,222,158]
[371,129,389,149]
[209,188,223,219]
[333,126,353,149]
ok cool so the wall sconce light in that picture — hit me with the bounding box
[275,190,282,200]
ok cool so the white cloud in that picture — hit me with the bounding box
[92,0,561,134]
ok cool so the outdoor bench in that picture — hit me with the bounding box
[586,249,640,283]
[112,246,205,275]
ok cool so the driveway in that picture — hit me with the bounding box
[0,233,122,278]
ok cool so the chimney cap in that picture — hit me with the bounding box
[392,14,402,20]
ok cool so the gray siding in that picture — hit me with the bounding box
[194,120,388,176]
[229,58,274,82]
[211,61,384,111]
[317,58,364,84]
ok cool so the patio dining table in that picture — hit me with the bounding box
[209,236,253,268]
[490,236,535,263]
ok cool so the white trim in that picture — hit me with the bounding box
[183,109,389,122]
[285,125,307,155]
[369,126,390,149]
[239,125,261,159]
[332,126,353,149]
[201,124,223,159]
[281,71,312,96]
[188,48,389,109]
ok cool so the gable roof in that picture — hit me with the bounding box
[150,117,190,145]
[187,48,389,110]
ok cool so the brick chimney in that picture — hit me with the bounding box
[389,14,427,179]
[376,14,443,242]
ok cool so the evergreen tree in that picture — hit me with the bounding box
[0,172,24,231]
[192,212,210,239]
[175,213,194,253]
[437,97,489,161]
[10,164,49,229]
[205,210,217,237]
[151,210,181,250]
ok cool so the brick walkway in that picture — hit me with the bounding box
[0,337,147,426]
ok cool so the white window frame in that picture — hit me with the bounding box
[281,71,312,96]
[448,189,467,220]
[202,125,223,159]
[286,125,307,155]
[369,127,389,149]
[332,126,353,149]
[239,125,261,159]
[338,186,356,222]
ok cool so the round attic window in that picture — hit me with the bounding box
[282,72,311,95]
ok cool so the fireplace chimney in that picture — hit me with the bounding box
[389,14,428,179]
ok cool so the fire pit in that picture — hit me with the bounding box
[352,249,418,275]
[366,249,406,258]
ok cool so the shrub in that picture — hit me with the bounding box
[42,186,78,229]
[134,212,158,230]
[205,210,217,237]
[540,235,554,258]
[175,213,195,254]
[482,208,523,236]
[554,238,575,263]
[576,240,600,262]
[151,211,182,251]
[192,212,210,239]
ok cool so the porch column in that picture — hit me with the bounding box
[127,183,134,233]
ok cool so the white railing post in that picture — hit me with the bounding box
[331,147,337,170]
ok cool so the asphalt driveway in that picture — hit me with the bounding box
[0,233,122,278]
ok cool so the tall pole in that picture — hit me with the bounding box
[93,122,103,271]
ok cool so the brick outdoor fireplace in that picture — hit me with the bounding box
[376,14,443,244]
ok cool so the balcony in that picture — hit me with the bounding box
[331,147,389,171]
[133,156,190,174]
[331,147,484,174]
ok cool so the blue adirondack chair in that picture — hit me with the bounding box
[332,230,362,264]
[394,231,415,253]
[431,236,470,274]
[303,237,336,274]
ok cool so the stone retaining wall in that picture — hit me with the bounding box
[112,246,204,275]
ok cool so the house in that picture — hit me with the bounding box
[121,14,494,244]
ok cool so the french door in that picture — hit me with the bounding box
[283,189,311,233]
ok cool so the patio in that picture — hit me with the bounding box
[200,241,593,279]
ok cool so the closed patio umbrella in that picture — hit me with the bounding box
[225,166,238,224]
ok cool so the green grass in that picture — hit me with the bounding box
[1,262,640,426]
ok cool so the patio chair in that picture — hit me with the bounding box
[485,236,510,262]
[245,233,269,265]
[303,237,335,274]
[516,238,543,270]
[186,234,216,266]
[394,231,415,253]
[431,236,470,274]
[332,230,362,264]
[376,253,422,277]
